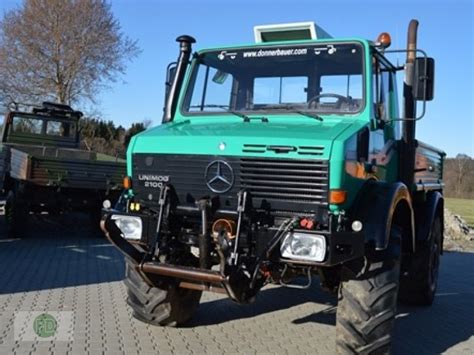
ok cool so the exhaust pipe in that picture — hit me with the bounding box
[401,19,419,189]
[163,35,196,123]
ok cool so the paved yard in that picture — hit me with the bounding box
[0,216,473,354]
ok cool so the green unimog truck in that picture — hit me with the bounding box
[102,20,445,353]
[0,102,126,237]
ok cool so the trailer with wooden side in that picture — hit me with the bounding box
[0,102,126,237]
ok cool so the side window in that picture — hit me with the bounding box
[46,121,62,136]
[12,117,43,134]
[369,130,385,159]
[188,65,234,112]
[373,57,393,121]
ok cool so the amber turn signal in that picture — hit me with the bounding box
[329,190,347,204]
[377,32,392,48]
[123,176,132,189]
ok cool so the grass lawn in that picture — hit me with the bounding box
[445,198,474,227]
[96,153,126,162]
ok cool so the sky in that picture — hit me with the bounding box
[1,0,473,157]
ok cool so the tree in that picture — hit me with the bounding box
[78,117,151,157]
[124,119,151,148]
[443,154,474,198]
[0,0,139,105]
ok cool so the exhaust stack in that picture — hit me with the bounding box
[163,35,196,123]
[401,19,419,189]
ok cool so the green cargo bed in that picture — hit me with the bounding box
[8,144,125,190]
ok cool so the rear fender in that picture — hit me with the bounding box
[415,191,444,251]
[350,180,415,252]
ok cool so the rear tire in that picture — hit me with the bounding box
[336,233,400,354]
[399,216,442,305]
[124,260,202,327]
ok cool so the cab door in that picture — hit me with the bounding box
[370,54,399,183]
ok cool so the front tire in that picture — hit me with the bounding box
[336,237,400,354]
[124,260,202,327]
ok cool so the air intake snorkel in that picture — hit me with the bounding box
[162,35,196,123]
[400,20,419,188]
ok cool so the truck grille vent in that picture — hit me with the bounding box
[240,157,329,205]
[242,144,266,153]
[242,144,324,156]
[297,145,325,156]
[132,154,329,212]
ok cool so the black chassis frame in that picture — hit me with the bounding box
[102,184,365,301]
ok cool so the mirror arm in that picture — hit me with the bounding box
[382,48,431,122]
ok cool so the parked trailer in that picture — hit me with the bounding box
[1,102,126,237]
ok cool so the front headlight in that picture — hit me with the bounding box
[280,232,326,262]
[111,215,142,240]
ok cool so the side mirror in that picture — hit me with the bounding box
[413,57,435,101]
[164,62,177,109]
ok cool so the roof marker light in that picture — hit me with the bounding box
[376,32,392,48]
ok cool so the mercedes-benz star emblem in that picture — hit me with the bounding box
[205,160,234,194]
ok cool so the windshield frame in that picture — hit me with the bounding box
[7,112,79,140]
[179,40,367,118]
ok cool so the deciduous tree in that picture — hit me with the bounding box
[0,0,139,105]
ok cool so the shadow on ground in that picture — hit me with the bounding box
[189,281,337,327]
[393,251,474,354]
[191,251,474,354]
[0,213,124,293]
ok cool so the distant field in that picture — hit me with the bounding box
[96,153,126,162]
[445,198,474,227]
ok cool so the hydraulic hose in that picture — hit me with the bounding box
[249,217,297,288]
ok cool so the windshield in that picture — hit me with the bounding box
[11,114,77,138]
[182,42,364,116]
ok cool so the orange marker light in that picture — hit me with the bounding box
[377,32,392,48]
[123,176,132,189]
[329,190,347,205]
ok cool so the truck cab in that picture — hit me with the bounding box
[1,102,81,148]
[102,21,444,354]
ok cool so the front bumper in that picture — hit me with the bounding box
[101,210,365,278]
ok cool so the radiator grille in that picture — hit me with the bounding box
[132,154,329,212]
[240,158,328,205]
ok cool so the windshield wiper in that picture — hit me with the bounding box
[189,104,268,122]
[292,109,324,122]
[266,105,324,121]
